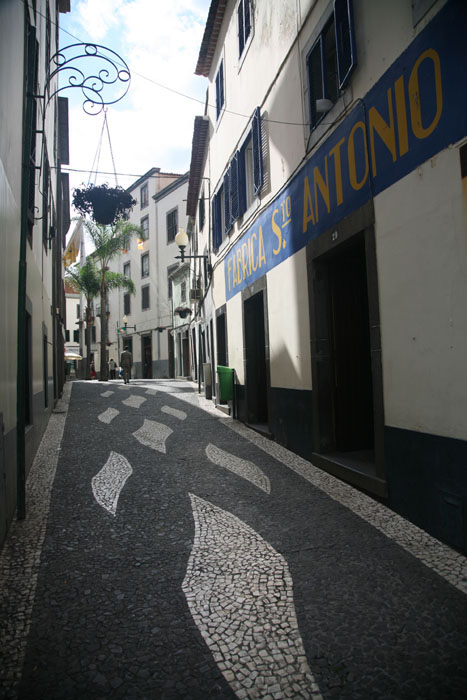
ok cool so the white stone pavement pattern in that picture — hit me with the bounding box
[206,443,271,494]
[132,417,173,454]
[161,404,187,421]
[97,407,120,424]
[183,493,322,700]
[1,379,467,698]
[122,395,146,409]
[91,451,133,517]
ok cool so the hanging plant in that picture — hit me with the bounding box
[72,183,137,225]
[174,306,192,319]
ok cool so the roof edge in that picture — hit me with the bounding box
[195,0,228,77]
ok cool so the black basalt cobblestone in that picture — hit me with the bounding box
[1,379,467,699]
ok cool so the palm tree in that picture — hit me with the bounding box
[82,218,142,381]
[65,259,100,380]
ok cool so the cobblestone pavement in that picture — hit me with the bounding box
[1,379,467,699]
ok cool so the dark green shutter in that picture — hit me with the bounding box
[238,1,244,56]
[238,148,247,216]
[334,0,356,89]
[212,192,221,250]
[224,169,231,235]
[230,152,240,222]
[244,0,251,44]
[252,107,263,196]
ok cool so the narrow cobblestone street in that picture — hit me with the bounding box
[1,379,467,699]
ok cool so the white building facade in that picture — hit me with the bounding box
[185,0,467,552]
[104,169,190,378]
[0,0,70,546]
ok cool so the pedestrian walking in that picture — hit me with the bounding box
[109,358,117,380]
[120,346,132,384]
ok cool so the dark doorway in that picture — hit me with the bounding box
[210,320,216,397]
[182,335,190,376]
[168,333,174,378]
[142,335,152,379]
[309,224,386,497]
[216,311,227,367]
[328,239,373,452]
[244,291,268,427]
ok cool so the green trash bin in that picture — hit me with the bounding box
[217,365,234,402]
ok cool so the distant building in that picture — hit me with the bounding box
[103,169,189,378]
[64,280,81,360]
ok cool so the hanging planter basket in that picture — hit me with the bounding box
[72,183,137,225]
[174,306,192,320]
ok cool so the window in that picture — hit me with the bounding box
[237,0,252,58]
[212,184,225,251]
[141,252,149,278]
[167,208,178,242]
[122,233,131,252]
[43,334,48,408]
[91,326,96,344]
[181,280,187,303]
[141,215,149,240]
[25,312,32,425]
[215,59,225,120]
[73,329,79,343]
[42,157,49,250]
[25,23,39,245]
[199,189,205,231]
[460,144,467,178]
[167,264,177,299]
[76,303,80,318]
[142,285,150,310]
[123,292,131,315]
[65,329,70,342]
[140,183,148,208]
[306,0,356,129]
[212,107,263,249]
[242,135,255,211]
[123,262,131,278]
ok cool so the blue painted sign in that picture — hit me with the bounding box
[225,0,467,300]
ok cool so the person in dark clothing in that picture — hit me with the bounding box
[120,347,133,384]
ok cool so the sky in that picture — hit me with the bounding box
[59,0,211,210]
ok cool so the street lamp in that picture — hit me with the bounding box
[175,228,211,272]
[122,315,136,333]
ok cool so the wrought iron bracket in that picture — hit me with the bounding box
[43,43,131,115]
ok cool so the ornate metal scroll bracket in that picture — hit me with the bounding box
[43,43,131,115]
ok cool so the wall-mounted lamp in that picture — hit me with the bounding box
[122,315,136,333]
[175,228,212,280]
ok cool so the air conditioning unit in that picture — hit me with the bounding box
[189,289,201,302]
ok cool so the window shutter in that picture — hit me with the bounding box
[230,153,240,222]
[212,192,221,250]
[238,1,245,56]
[252,107,263,196]
[244,0,251,43]
[216,61,224,118]
[334,0,356,89]
[237,149,247,217]
[220,61,225,110]
[224,169,231,234]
